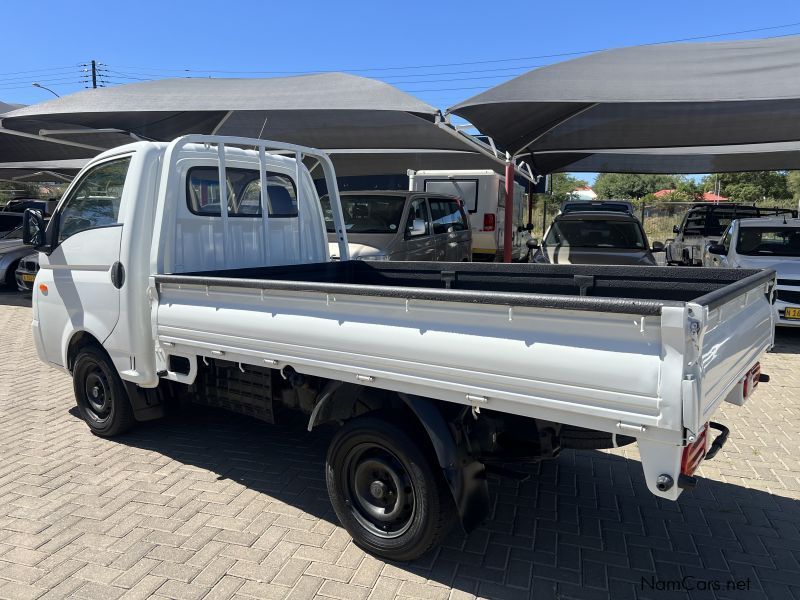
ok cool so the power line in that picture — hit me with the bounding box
[109,21,800,75]
[0,65,80,77]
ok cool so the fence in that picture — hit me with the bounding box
[528,197,799,244]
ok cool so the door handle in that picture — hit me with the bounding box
[110,262,125,289]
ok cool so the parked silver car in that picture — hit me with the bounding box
[15,251,39,292]
[323,191,472,261]
[0,226,43,288]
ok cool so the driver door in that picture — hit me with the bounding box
[36,156,131,367]
[402,197,435,260]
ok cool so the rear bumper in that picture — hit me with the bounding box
[775,300,800,327]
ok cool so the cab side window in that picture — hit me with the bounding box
[721,225,733,252]
[406,198,431,237]
[58,157,131,242]
[429,199,468,234]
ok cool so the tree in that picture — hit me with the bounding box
[593,173,684,199]
[701,171,790,201]
[550,173,589,201]
[787,171,800,200]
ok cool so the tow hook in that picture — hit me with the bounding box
[656,474,674,492]
[704,421,730,461]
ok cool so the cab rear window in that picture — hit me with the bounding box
[187,167,298,218]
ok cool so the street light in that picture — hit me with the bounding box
[32,83,60,98]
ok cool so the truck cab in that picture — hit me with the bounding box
[706,216,800,326]
[26,138,343,385]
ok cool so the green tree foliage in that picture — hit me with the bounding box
[550,173,589,201]
[787,171,800,200]
[593,173,684,199]
[701,171,790,201]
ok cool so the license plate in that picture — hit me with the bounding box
[786,307,800,320]
[22,274,35,283]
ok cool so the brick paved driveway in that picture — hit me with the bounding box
[0,290,798,600]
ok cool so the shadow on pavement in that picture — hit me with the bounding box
[108,403,800,600]
[0,286,31,308]
[772,327,800,355]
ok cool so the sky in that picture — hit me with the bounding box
[2,0,800,182]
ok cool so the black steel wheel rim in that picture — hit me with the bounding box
[343,443,416,539]
[83,364,112,420]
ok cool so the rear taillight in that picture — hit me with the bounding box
[742,362,761,399]
[681,422,709,477]
[483,213,496,231]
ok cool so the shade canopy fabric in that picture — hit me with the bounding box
[0,159,86,181]
[449,36,800,172]
[533,141,800,174]
[2,73,510,176]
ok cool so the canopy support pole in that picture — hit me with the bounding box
[503,160,515,263]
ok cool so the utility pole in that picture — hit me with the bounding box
[91,60,97,89]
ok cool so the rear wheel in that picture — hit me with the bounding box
[325,415,456,561]
[73,346,135,437]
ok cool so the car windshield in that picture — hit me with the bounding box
[737,227,800,257]
[321,195,406,234]
[0,226,23,241]
[545,219,646,249]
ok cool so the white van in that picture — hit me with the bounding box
[408,169,531,261]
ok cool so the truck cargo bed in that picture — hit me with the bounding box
[160,261,773,315]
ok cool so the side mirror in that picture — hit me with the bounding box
[408,218,427,237]
[651,241,665,252]
[22,209,46,248]
[707,243,727,256]
[672,224,680,234]
[526,238,540,250]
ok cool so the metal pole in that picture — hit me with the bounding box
[91,60,97,89]
[526,179,533,226]
[503,161,515,262]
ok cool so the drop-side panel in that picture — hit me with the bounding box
[156,283,677,436]
[694,286,774,429]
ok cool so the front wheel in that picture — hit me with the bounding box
[73,346,135,437]
[325,416,456,561]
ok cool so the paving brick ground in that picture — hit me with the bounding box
[0,289,798,600]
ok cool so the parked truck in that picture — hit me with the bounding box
[22,136,775,560]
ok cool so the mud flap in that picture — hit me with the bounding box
[123,381,166,422]
[399,394,490,532]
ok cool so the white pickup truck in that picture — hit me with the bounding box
[22,136,775,561]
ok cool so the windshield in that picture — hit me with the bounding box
[321,195,406,234]
[737,227,800,257]
[545,219,646,249]
[0,226,23,241]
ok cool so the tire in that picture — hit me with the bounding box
[325,415,456,561]
[560,425,635,450]
[72,346,136,437]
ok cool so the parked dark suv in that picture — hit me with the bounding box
[532,203,663,265]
